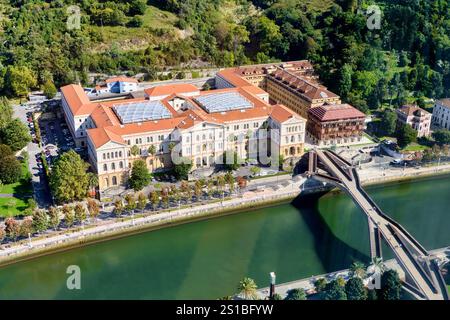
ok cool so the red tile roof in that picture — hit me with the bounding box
[144,84,199,97]
[308,104,365,121]
[105,76,138,83]
[61,85,91,115]
[87,128,126,148]
[397,105,430,117]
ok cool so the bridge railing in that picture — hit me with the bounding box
[351,167,429,257]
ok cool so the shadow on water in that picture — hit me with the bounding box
[291,191,370,273]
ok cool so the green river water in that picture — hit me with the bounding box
[0,175,449,299]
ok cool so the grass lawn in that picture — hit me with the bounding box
[0,162,32,196]
[0,162,33,217]
[0,197,29,217]
[401,143,429,152]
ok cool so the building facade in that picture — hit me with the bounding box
[62,78,306,192]
[306,104,366,146]
[431,99,450,130]
[396,105,431,138]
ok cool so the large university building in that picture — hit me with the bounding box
[61,69,306,192]
[61,60,365,192]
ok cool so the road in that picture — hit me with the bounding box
[13,105,52,207]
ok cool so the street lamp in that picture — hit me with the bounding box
[269,272,276,299]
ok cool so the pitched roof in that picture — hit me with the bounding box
[271,104,302,123]
[308,104,365,121]
[60,84,91,115]
[87,128,126,148]
[144,84,199,97]
[106,76,138,83]
[397,105,430,117]
[438,98,450,108]
[269,69,338,101]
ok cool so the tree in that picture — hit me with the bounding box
[128,0,147,15]
[285,288,306,300]
[345,277,368,300]
[0,97,13,130]
[50,150,90,203]
[323,280,347,300]
[224,172,235,193]
[338,64,353,99]
[0,155,22,184]
[137,193,147,212]
[32,209,48,233]
[148,191,159,210]
[4,218,20,241]
[19,217,34,237]
[194,180,202,200]
[433,129,450,146]
[380,270,401,300]
[74,204,87,224]
[129,160,151,191]
[0,119,31,151]
[4,65,37,98]
[223,151,241,171]
[272,293,283,300]
[63,205,75,228]
[42,79,57,99]
[237,277,258,300]
[130,145,140,157]
[380,111,397,136]
[173,158,193,180]
[396,124,417,148]
[48,206,60,230]
[127,16,143,28]
[113,198,124,217]
[0,226,5,243]
[125,193,137,213]
[87,198,100,220]
[314,278,328,293]
[350,261,366,279]
[148,145,156,156]
[180,181,191,201]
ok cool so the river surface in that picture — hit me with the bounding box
[0,175,449,299]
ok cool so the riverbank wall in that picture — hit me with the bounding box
[1,165,450,266]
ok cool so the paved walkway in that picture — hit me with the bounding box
[256,247,449,299]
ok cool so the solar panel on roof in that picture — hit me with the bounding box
[194,92,253,113]
[113,101,172,124]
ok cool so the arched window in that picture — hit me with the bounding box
[103,164,108,172]
[111,163,116,170]
[119,161,123,169]
[112,176,118,186]
[119,151,122,157]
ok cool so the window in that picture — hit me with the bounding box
[119,161,123,169]
[119,151,122,157]
[115,151,118,158]
[103,164,108,172]
[112,176,117,186]
[112,163,116,170]
[103,154,106,160]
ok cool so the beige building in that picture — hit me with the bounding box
[396,105,431,138]
[62,79,306,192]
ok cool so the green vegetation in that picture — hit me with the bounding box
[49,150,91,203]
[129,159,151,191]
[173,158,193,180]
[0,0,446,106]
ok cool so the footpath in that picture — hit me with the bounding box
[1,163,450,265]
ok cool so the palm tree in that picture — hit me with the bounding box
[237,277,258,300]
[350,261,367,279]
[368,257,386,275]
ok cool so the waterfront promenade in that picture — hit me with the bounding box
[255,247,449,299]
[1,162,450,265]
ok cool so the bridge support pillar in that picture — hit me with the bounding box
[368,218,382,260]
